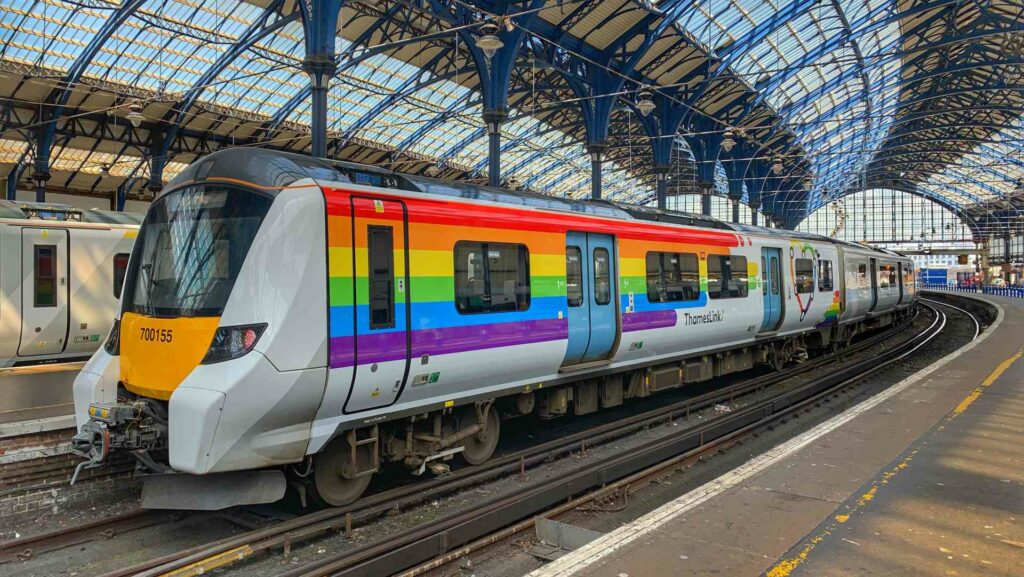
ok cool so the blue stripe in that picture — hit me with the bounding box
[330,296,567,338]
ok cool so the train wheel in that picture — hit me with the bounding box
[312,436,374,506]
[459,405,500,465]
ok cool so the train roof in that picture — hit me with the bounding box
[165,149,905,258]
[0,200,143,225]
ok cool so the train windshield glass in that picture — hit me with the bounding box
[123,184,273,317]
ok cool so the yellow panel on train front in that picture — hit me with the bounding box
[119,312,220,400]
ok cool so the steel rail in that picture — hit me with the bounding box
[113,306,931,577]
[281,304,948,577]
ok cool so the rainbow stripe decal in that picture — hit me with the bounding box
[325,188,741,369]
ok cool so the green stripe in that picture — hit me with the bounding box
[331,275,566,306]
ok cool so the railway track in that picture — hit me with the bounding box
[73,302,960,577]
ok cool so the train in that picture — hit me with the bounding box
[0,200,141,368]
[70,149,917,510]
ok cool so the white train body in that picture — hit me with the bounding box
[71,150,916,508]
[0,201,140,367]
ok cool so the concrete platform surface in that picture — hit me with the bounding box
[530,293,1023,577]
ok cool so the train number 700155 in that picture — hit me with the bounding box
[139,327,173,343]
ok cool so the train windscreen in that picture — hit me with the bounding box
[122,184,273,317]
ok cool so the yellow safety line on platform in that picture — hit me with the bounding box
[953,346,1024,415]
[766,345,1024,577]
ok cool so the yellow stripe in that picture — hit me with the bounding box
[953,346,1024,414]
[329,248,565,277]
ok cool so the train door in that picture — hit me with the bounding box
[344,197,410,413]
[760,247,783,332]
[562,232,618,366]
[869,258,879,312]
[19,228,68,356]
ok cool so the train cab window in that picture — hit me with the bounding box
[113,253,130,298]
[708,255,748,299]
[645,251,699,302]
[817,260,834,292]
[367,226,395,329]
[455,241,530,314]
[34,245,57,307]
[593,248,611,305]
[794,258,814,294]
[566,246,583,307]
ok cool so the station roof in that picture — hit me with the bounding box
[0,0,1020,236]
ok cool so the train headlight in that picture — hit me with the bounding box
[201,324,267,365]
[104,318,121,356]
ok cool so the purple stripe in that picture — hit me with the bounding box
[622,310,677,332]
[329,319,568,368]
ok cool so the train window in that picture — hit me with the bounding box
[34,245,57,307]
[770,256,779,295]
[367,226,395,329]
[795,258,814,294]
[708,255,748,299]
[566,246,583,307]
[761,257,767,295]
[593,248,611,305]
[857,264,868,288]
[454,241,530,314]
[645,252,699,302]
[817,260,834,292]
[113,253,130,298]
[879,264,896,289]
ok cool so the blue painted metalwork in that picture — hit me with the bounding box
[298,0,344,158]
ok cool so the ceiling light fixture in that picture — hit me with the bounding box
[636,90,655,117]
[721,129,735,153]
[125,99,145,128]
[476,22,503,60]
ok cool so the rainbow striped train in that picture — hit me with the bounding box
[70,149,916,509]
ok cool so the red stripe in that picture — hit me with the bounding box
[322,186,738,247]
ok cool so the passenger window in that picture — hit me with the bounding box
[817,260,833,292]
[34,245,57,307]
[770,256,779,295]
[454,241,530,314]
[645,251,699,302]
[593,248,611,305]
[566,246,583,307]
[761,257,767,295]
[708,255,748,299]
[367,226,395,329]
[794,258,814,294]
[879,264,895,289]
[113,253,130,299]
[857,264,868,288]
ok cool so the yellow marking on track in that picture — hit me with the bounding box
[954,347,1024,415]
[161,544,254,576]
[834,514,849,523]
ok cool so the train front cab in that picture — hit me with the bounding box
[73,173,332,509]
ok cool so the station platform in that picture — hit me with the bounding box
[0,361,81,436]
[531,292,1024,577]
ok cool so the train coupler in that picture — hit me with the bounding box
[69,400,168,484]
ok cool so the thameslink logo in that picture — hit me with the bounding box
[684,310,724,325]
